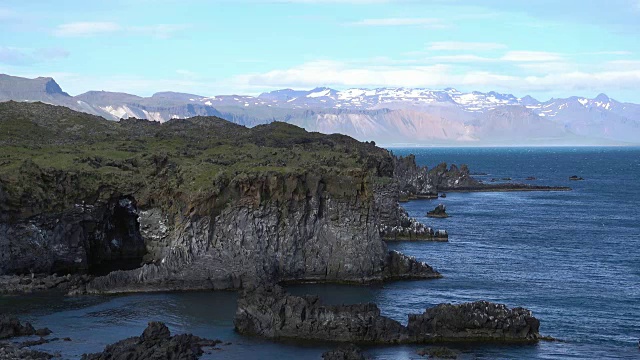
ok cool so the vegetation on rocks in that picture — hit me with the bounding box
[0,101,393,221]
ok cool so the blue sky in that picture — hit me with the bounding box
[1,0,640,102]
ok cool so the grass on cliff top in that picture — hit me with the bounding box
[0,101,394,215]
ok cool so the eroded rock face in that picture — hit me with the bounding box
[234,285,409,344]
[81,321,221,360]
[81,173,440,294]
[0,196,146,276]
[407,301,541,343]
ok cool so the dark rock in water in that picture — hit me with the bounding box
[417,346,458,358]
[383,251,442,280]
[501,178,512,181]
[235,287,542,345]
[81,321,222,360]
[0,317,36,339]
[439,193,446,198]
[427,204,448,218]
[0,343,55,360]
[407,301,540,343]
[322,344,367,360]
[569,175,584,181]
[526,177,537,181]
[34,328,52,337]
[234,285,410,344]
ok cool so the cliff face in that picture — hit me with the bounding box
[82,172,399,293]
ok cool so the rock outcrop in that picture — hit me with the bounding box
[407,301,541,343]
[0,317,50,340]
[1,103,441,294]
[375,182,447,242]
[0,343,54,360]
[427,204,448,218]
[235,287,541,345]
[322,344,367,360]
[234,285,410,344]
[81,322,221,360]
[417,347,458,359]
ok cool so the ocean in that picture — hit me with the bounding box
[2,147,639,359]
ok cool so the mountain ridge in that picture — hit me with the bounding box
[1,74,638,145]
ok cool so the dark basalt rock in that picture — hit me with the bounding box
[501,178,512,181]
[383,251,442,280]
[427,204,448,218]
[0,274,91,295]
[0,317,50,340]
[439,193,446,198]
[0,343,55,360]
[81,321,222,360]
[407,301,540,343]
[526,177,537,181]
[234,285,410,344]
[322,344,367,360]
[417,346,458,358]
[235,287,541,345]
[569,175,584,181]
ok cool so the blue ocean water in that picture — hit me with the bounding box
[1,147,639,359]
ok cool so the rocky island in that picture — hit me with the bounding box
[235,285,542,344]
[427,204,449,218]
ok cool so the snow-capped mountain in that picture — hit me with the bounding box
[1,75,638,145]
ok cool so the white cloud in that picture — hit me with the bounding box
[350,17,447,28]
[429,54,494,63]
[501,51,564,62]
[53,22,189,38]
[428,41,506,51]
[230,58,640,94]
[53,22,121,37]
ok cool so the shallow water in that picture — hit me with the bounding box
[2,147,639,359]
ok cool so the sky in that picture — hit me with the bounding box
[1,0,640,102]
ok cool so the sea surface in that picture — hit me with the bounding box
[2,147,639,359]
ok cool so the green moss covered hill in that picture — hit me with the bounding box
[0,101,394,220]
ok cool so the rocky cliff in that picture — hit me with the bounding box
[0,102,449,294]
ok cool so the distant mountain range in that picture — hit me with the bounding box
[1,74,639,145]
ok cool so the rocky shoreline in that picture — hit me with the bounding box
[234,285,541,345]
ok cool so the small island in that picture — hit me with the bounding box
[427,204,449,218]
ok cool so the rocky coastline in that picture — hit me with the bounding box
[0,102,561,357]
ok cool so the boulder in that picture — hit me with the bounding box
[569,175,584,181]
[81,322,222,360]
[407,301,540,343]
